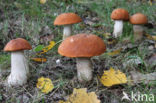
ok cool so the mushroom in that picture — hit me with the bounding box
[129,13,148,41]
[111,8,129,38]
[54,13,82,39]
[3,38,32,86]
[58,34,106,82]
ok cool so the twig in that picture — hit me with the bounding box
[130,71,156,85]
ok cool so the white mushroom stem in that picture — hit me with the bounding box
[113,20,123,38]
[133,25,144,40]
[8,51,29,86]
[76,58,92,82]
[63,24,72,39]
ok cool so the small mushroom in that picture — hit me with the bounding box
[129,13,148,41]
[58,34,106,82]
[54,13,82,39]
[3,38,32,86]
[111,8,129,38]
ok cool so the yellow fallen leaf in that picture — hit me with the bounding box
[100,67,127,87]
[152,36,156,41]
[37,41,55,55]
[149,0,152,6]
[145,34,156,41]
[36,77,54,94]
[59,88,100,103]
[145,34,153,40]
[58,101,67,103]
[31,58,47,62]
[107,48,122,56]
[103,33,111,39]
[40,0,47,4]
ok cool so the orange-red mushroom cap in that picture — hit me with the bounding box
[111,8,129,21]
[4,38,32,52]
[130,13,148,25]
[58,34,106,57]
[54,13,82,25]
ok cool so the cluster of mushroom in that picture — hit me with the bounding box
[3,10,149,86]
[54,11,148,82]
[54,13,106,82]
[111,8,148,41]
[3,13,105,86]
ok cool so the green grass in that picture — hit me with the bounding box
[0,53,10,64]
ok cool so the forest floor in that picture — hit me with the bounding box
[0,0,156,103]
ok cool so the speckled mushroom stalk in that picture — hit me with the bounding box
[111,8,129,38]
[76,58,92,82]
[58,34,106,82]
[130,13,148,41]
[113,20,123,37]
[8,51,29,86]
[63,24,72,39]
[4,38,32,86]
[54,13,82,40]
